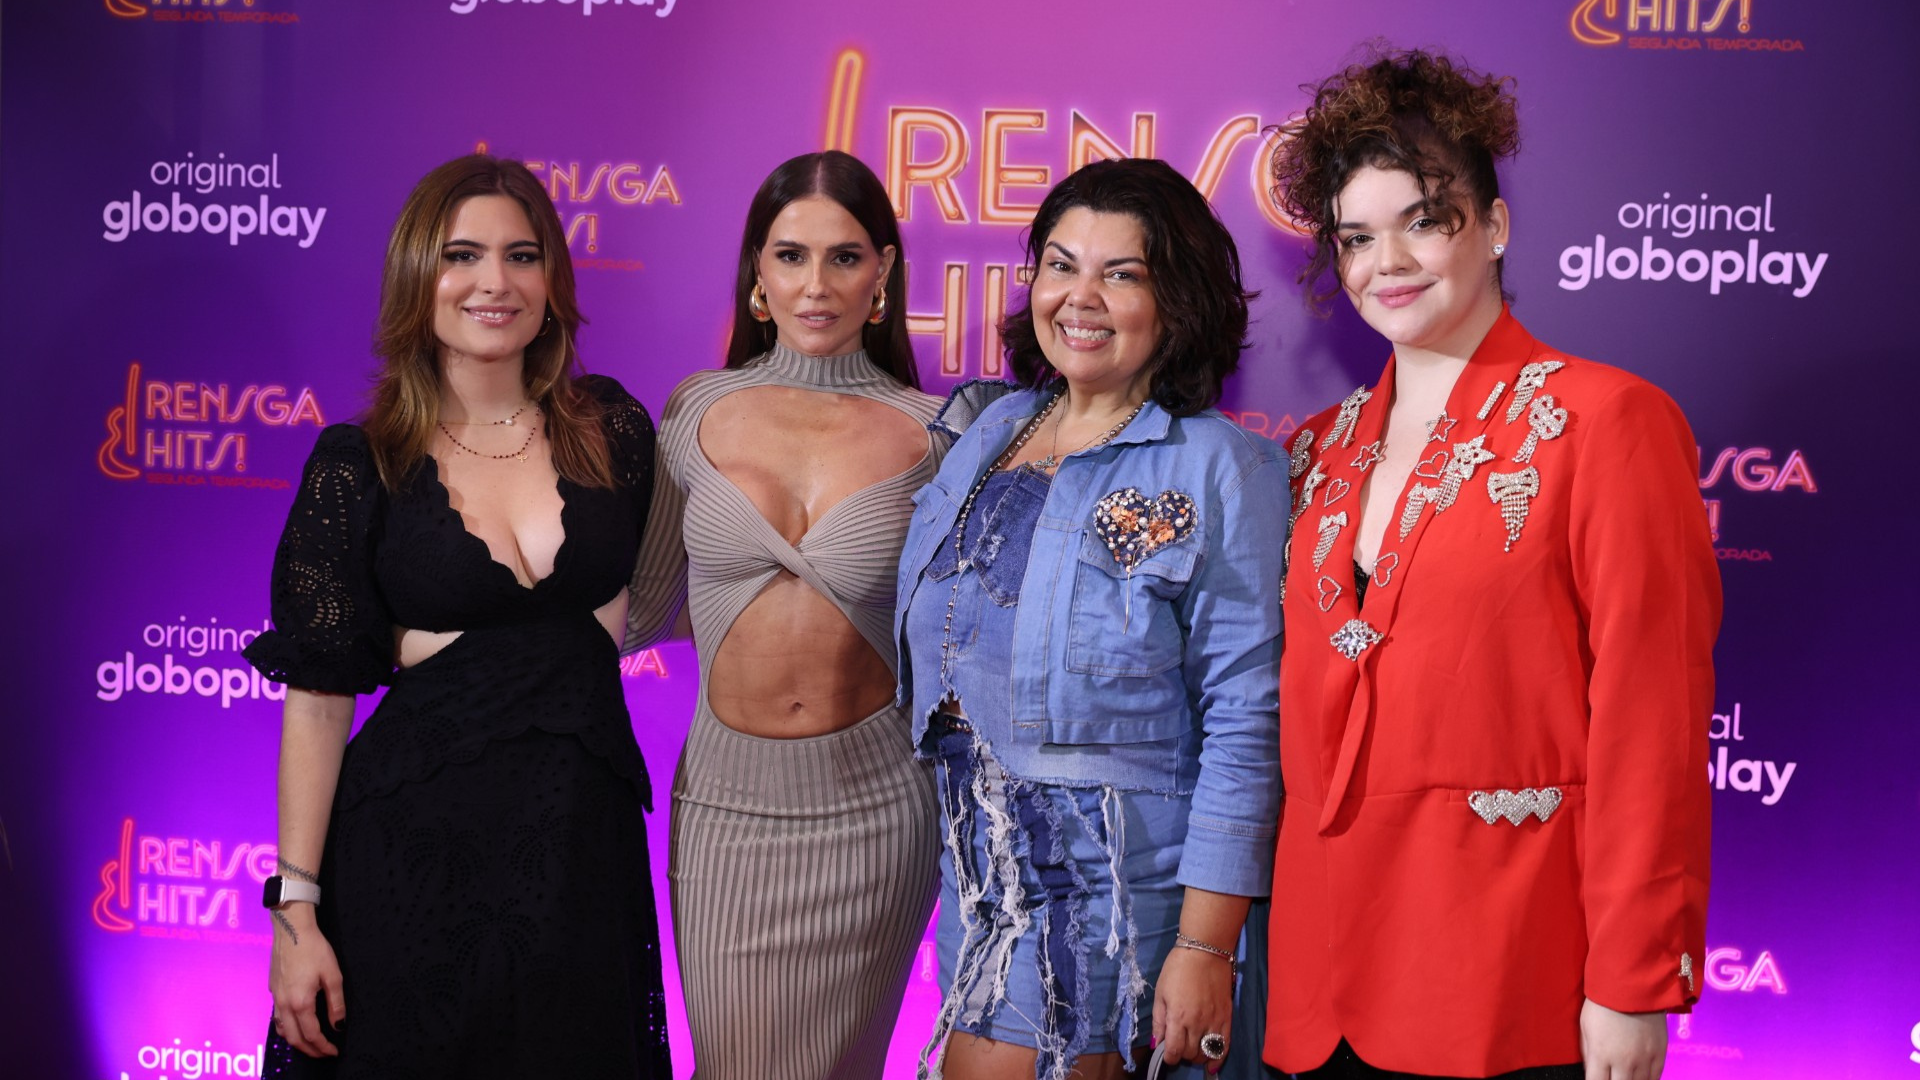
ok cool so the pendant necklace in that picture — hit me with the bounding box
[938,390,1146,685]
[438,405,542,462]
[1023,394,1148,473]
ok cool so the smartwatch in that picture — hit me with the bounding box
[262,876,322,909]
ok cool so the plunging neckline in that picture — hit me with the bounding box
[691,436,933,554]
[422,453,573,592]
[690,344,933,552]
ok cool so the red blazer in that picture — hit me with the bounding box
[1263,311,1721,1076]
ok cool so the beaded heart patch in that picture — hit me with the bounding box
[1091,487,1197,570]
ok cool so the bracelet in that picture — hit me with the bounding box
[1174,933,1238,977]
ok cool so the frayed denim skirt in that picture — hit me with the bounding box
[921,720,1190,1080]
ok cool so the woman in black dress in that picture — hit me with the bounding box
[244,154,670,1077]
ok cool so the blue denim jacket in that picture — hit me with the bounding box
[895,385,1286,897]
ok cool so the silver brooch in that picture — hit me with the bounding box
[1425,410,1457,443]
[1513,394,1568,464]
[1329,618,1382,660]
[1315,575,1342,612]
[1486,466,1541,552]
[1371,551,1398,586]
[1350,441,1383,471]
[1397,484,1434,540]
[1312,512,1347,571]
[1476,380,1507,421]
[1433,435,1497,512]
[1291,461,1327,535]
[1322,478,1350,507]
[1289,432,1315,480]
[1321,386,1372,450]
[1467,786,1563,825]
[1505,360,1566,424]
[1680,953,1696,996]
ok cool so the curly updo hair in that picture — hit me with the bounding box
[1000,158,1254,417]
[1274,47,1520,309]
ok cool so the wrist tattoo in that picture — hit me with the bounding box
[272,909,300,945]
[277,856,319,883]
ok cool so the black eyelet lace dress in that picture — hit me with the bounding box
[244,375,670,1078]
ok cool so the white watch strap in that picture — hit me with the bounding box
[275,879,322,906]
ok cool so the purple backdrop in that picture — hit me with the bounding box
[4,0,1916,1076]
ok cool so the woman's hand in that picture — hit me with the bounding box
[1580,997,1667,1080]
[270,903,345,1058]
[1151,941,1236,1073]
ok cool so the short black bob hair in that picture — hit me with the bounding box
[999,157,1254,417]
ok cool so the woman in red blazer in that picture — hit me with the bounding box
[1262,50,1721,1080]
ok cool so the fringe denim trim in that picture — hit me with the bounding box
[921,731,1143,1080]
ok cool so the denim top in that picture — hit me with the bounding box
[903,467,1050,743]
[895,385,1287,898]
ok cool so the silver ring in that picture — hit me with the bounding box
[1200,1031,1228,1060]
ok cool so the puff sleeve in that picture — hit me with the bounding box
[577,374,657,520]
[242,424,392,695]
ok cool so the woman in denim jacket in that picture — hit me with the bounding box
[896,158,1287,1080]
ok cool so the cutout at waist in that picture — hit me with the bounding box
[393,589,628,670]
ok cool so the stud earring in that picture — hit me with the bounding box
[1492,244,1507,257]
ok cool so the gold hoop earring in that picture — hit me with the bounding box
[749,282,772,323]
[867,289,889,325]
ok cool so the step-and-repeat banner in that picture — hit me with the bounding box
[3,1,1915,1076]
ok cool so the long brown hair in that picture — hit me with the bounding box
[366,154,614,490]
[725,151,919,388]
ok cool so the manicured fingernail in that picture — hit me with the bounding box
[1150,1036,1159,1048]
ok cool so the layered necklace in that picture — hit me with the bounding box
[438,400,541,462]
[937,389,1148,684]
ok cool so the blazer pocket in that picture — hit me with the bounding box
[1065,530,1198,677]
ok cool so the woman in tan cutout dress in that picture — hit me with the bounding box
[628,150,942,1079]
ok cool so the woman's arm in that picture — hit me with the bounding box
[1567,379,1721,1077]
[1154,887,1252,1071]
[1155,433,1291,1070]
[239,425,390,1057]
[1170,443,1288,897]
[625,443,690,651]
[269,688,354,1057]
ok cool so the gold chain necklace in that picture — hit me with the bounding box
[438,406,541,462]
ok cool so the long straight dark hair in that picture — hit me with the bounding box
[725,151,919,388]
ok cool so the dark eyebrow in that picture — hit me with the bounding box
[441,238,542,252]
[768,239,868,254]
[1044,240,1144,270]
[1337,198,1430,232]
